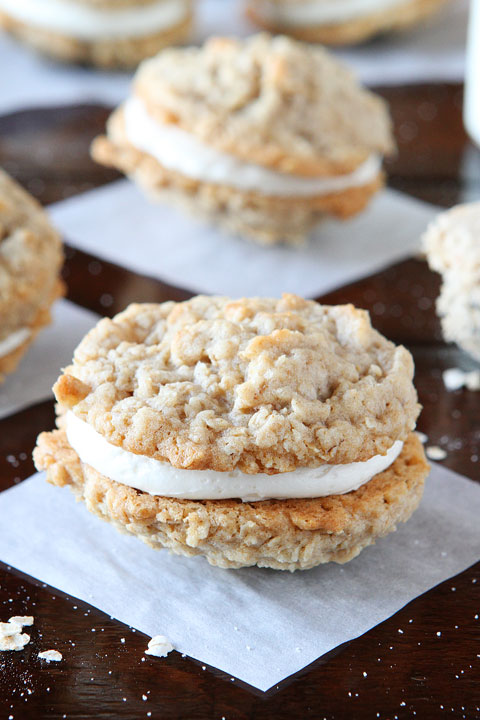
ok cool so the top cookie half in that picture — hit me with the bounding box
[54,294,420,474]
[124,33,394,177]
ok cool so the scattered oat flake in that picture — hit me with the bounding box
[145,635,174,658]
[9,616,34,627]
[0,621,23,638]
[443,368,480,392]
[0,616,34,636]
[426,446,447,461]
[38,650,62,662]
[416,431,428,444]
[0,633,30,652]
[0,616,34,651]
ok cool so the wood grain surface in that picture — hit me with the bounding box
[0,84,479,720]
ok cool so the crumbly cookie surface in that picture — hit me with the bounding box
[247,0,450,45]
[34,431,428,570]
[0,169,64,346]
[132,33,394,176]
[436,279,480,362]
[423,202,480,276]
[423,203,480,362]
[54,295,420,473]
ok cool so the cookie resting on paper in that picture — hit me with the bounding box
[34,294,429,571]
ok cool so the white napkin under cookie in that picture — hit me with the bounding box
[50,183,437,299]
[0,463,478,691]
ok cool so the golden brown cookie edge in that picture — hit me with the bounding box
[34,431,428,570]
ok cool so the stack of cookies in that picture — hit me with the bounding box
[34,294,428,571]
[246,0,451,45]
[92,33,395,245]
[0,0,193,68]
[0,169,64,383]
[423,203,480,363]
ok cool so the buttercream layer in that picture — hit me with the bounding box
[123,97,382,197]
[0,328,31,358]
[0,0,189,39]
[66,411,404,502]
[254,0,406,26]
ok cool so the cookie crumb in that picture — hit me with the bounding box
[426,446,447,461]
[415,431,428,444]
[38,650,63,662]
[0,633,30,652]
[8,616,34,627]
[0,616,33,651]
[0,621,23,638]
[145,635,174,658]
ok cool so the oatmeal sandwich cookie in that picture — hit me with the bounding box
[34,294,428,571]
[246,0,451,46]
[0,169,64,382]
[91,33,395,244]
[0,0,193,69]
[423,202,480,363]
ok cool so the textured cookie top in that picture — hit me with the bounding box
[423,202,480,278]
[133,33,395,176]
[54,294,419,473]
[0,169,63,331]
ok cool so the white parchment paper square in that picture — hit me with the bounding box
[0,465,478,691]
[50,182,438,298]
[0,0,468,117]
[0,300,98,419]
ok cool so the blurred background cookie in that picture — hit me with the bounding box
[0,169,64,382]
[0,0,193,69]
[92,33,394,244]
[423,203,480,364]
[245,0,452,45]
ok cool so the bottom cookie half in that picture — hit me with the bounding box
[34,432,429,571]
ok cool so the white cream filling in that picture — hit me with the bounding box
[0,0,189,40]
[123,96,382,197]
[0,328,30,358]
[254,0,405,26]
[66,411,403,502]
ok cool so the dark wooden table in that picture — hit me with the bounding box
[0,84,479,720]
